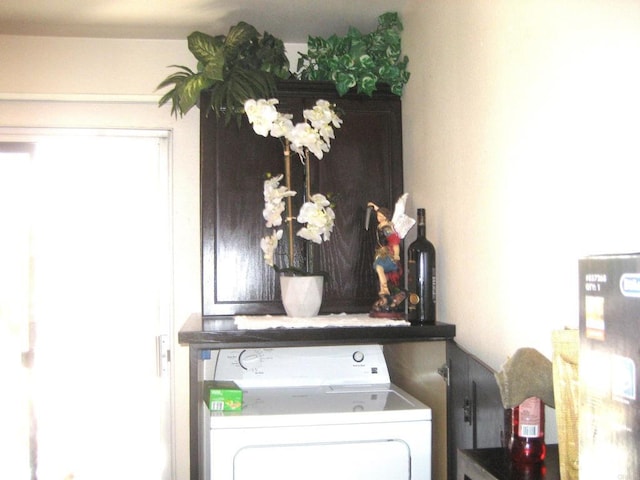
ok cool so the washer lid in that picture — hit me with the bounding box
[209,383,432,428]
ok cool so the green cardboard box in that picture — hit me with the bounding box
[203,381,243,411]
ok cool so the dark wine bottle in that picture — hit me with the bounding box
[510,396,546,464]
[407,208,436,323]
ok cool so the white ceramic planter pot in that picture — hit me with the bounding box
[279,275,324,317]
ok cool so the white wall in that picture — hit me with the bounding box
[402,0,640,372]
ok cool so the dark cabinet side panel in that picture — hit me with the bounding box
[471,358,506,449]
[447,340,505,480]
[447,340,473,480]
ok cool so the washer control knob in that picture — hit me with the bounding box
[238,349,262,370]
[352,351,365,363]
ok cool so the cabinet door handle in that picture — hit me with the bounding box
[463,398,473,425]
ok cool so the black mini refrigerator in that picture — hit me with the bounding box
[579,253,640,480]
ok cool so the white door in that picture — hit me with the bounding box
[0,129,173,480]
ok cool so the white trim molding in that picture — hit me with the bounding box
[0,92,162,104]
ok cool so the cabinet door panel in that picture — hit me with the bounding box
[315,100,402,307]
[201,81,402,316]
[201,114,298,314]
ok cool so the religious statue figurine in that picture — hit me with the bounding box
[365,194,416,319]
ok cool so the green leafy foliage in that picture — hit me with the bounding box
[157,22,290,123]
[296,12,410,96]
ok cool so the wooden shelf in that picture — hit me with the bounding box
[179,314,455,349]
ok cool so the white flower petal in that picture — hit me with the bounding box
[260,229,282,267]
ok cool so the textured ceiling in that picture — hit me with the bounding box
[0,0,408,42]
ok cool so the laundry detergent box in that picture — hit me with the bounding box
[203,381,243,411]
[579,253,640,479]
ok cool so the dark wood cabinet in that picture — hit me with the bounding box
[200,80,403,317]
[447,341,506,480]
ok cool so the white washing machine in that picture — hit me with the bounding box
[201,344,432,480]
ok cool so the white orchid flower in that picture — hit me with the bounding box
[263,174,295,203]
[304,104,332,130]
[270,113,294,138]
[245,98,342,269]
[296,194,335,244]
[287,123,329,160]
[263,201,285,228]
[260,229,283,267]
[302,100,342,152]
[263,175,295,228]
[244,98,279,137]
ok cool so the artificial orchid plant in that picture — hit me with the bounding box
[244,98,343,275]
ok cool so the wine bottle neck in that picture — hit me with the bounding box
[416,209,426,238]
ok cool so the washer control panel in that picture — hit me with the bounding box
[213,344,391,388]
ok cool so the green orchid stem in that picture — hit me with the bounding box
[283,140,295,268]
[304,149,312,199]
[304,149,314,273]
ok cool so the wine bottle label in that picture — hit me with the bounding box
[408,293,420,306]
[517,397,543,438]
[431,271,437,301]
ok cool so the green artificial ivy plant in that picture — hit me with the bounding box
[296,12,410,97]
[156,21,290,123]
